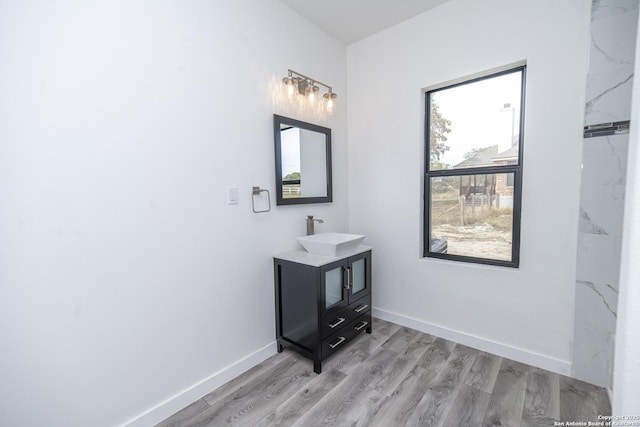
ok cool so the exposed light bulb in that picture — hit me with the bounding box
[324,92,336,112]
[283,77,295,98]
[308,84,319,103]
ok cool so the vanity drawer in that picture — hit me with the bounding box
[321,312,372,360]
[349,296,370,315]
[322,296,371,338]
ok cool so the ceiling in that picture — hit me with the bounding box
[278,0,451,45]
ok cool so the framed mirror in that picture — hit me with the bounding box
[274,114,332,205]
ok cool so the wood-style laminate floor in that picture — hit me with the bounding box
[157,318,610,427]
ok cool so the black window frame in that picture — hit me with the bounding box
[424,65,526,268]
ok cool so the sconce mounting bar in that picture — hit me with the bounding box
[288,69,334,93]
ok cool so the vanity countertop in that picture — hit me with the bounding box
[274,245,373,267]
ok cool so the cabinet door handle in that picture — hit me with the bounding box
[348,267,352,289]
[355,321,369,331]
[343,267,350,289]
[328,317,346,328]
[354,304,368,313]
[329,336,346,349]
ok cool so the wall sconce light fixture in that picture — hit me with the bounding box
[283,69,337,112]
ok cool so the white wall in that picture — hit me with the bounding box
[0,1,347,426]
[347,0,591,371]
[613,7,640,412]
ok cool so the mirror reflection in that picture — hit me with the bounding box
[274,115,332,205]
[281,126,327,198]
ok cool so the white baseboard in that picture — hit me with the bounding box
[120,342,277,427]
[120,310,573,426]
[373,307,571,376]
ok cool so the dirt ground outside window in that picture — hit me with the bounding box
[432,223,512,261]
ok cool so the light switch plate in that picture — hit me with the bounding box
[227,186,239,205]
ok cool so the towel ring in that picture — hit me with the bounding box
[251,186,271,213]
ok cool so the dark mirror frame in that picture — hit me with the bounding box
[274,114,333,205]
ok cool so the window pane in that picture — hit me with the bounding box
[429,173,514,262]
[429,70,522,171]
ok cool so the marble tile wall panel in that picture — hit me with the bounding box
[575,279,617,337]
[576,234,622,294]
[573,135,627,388]
[572,0,636,389]
[572,323,614,387]
[579,134,629,237]
[573,235,622,387]
[585,0,638,125]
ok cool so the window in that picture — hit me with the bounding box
[424,66,525,267]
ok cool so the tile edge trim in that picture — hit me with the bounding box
[584,120,630,138]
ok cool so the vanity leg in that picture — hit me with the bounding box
[313,360,322,374]
[277,342,284,353]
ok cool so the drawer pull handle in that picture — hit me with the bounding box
[329,336,346,349]
[328,317,346,328]
[354,304,368,313]
[355,321,369,331]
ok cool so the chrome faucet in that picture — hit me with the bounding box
[306,215,324,235]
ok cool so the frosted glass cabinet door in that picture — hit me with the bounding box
[324,266,343,309]
[351,258,366,294]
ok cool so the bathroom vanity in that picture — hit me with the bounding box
[273,246,372,374]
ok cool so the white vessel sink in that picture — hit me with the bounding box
[297,232,366,257]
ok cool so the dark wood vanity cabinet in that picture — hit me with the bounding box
[274,249,372,374]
